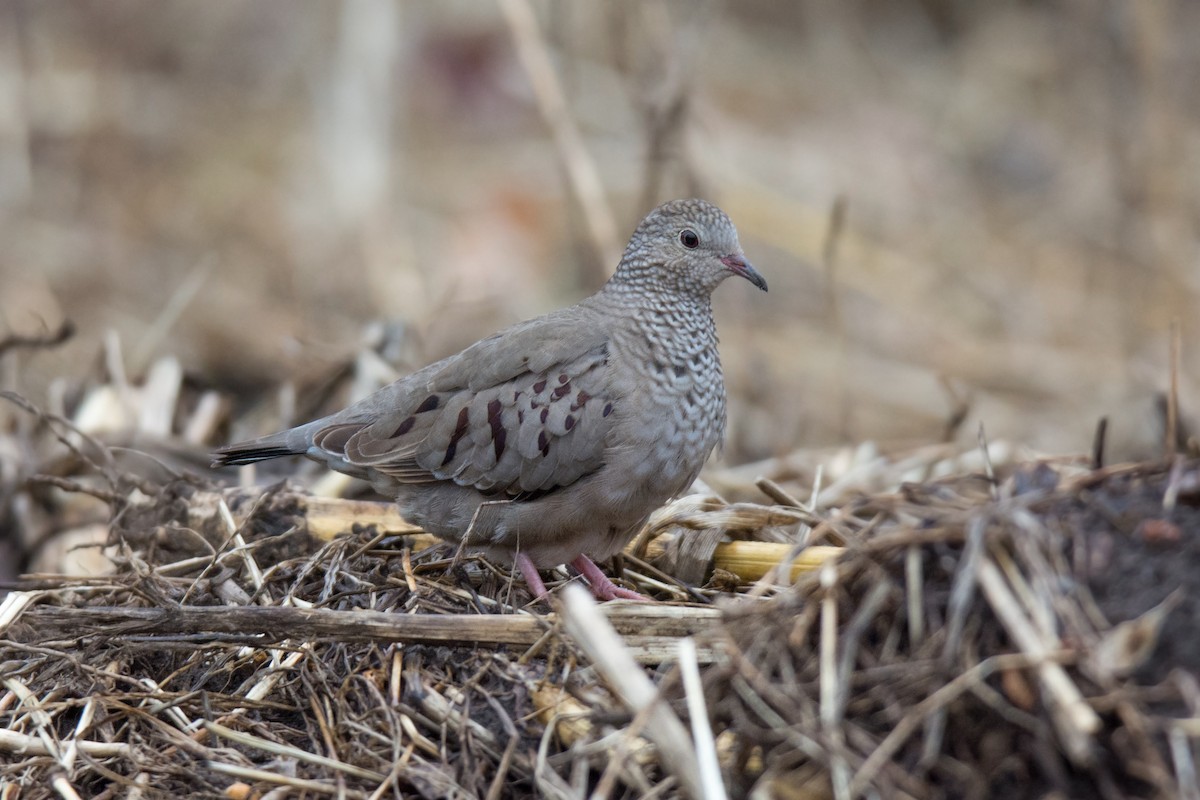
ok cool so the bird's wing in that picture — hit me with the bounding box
[313,311,617,495]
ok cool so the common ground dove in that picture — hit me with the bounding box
[213,198,766,600]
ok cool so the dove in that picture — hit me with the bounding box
[213,198,766,600]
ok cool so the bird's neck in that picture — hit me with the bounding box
[601,273,714,318]
[596,279,719,356]
[608,252,725,297]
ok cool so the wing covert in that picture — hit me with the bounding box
[319,338,616,497]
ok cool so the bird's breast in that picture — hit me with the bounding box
[606,315,727,497]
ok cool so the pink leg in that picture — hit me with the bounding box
[570,556,650,601]
[514,552,549,600]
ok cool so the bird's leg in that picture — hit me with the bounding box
[514,552,550,599]
[570,555,649,601]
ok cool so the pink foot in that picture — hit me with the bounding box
[514,552,549,600]
[570,556,650,601]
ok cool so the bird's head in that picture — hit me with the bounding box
[616,198,767,297]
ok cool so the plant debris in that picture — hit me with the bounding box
[4,378,1200,798]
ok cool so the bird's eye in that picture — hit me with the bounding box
[680,229,700,249]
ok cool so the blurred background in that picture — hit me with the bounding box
[2,0,1199,467]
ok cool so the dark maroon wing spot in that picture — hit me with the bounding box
[564,414,576,431]
[513,390,522,402]
[537,431,550,457]
[602,402,614,417]
[551,383,571,401]
[575,389,590,407]
[532,379,547,394]
[391,416,416,438]
[539,407,549,424]
[493,428,507,461]
[557,373,569,384]
[441,407,471,466]
[416,395,440,413]
[451,407,470,440]
[518,409,525,424]
[487,399,504,446]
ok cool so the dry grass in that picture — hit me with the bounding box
[3,353,1200,797]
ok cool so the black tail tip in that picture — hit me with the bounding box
[210,446,297,469]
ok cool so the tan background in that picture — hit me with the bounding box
[2,1,1198,465]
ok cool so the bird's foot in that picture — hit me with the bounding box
[570,555,650,601]
[513,553,649,602]
[514,552,550,600]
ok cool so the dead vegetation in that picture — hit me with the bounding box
[3,352,1200,798]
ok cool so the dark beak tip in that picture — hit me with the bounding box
[722,253,768,292]
[740,268,769,292]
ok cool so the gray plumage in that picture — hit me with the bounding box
[213,198,766,597]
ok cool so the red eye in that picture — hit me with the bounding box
[680,229,700,248]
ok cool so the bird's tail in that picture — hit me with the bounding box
[211,428,311,468]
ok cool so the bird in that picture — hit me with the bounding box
[212,198,767,601]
